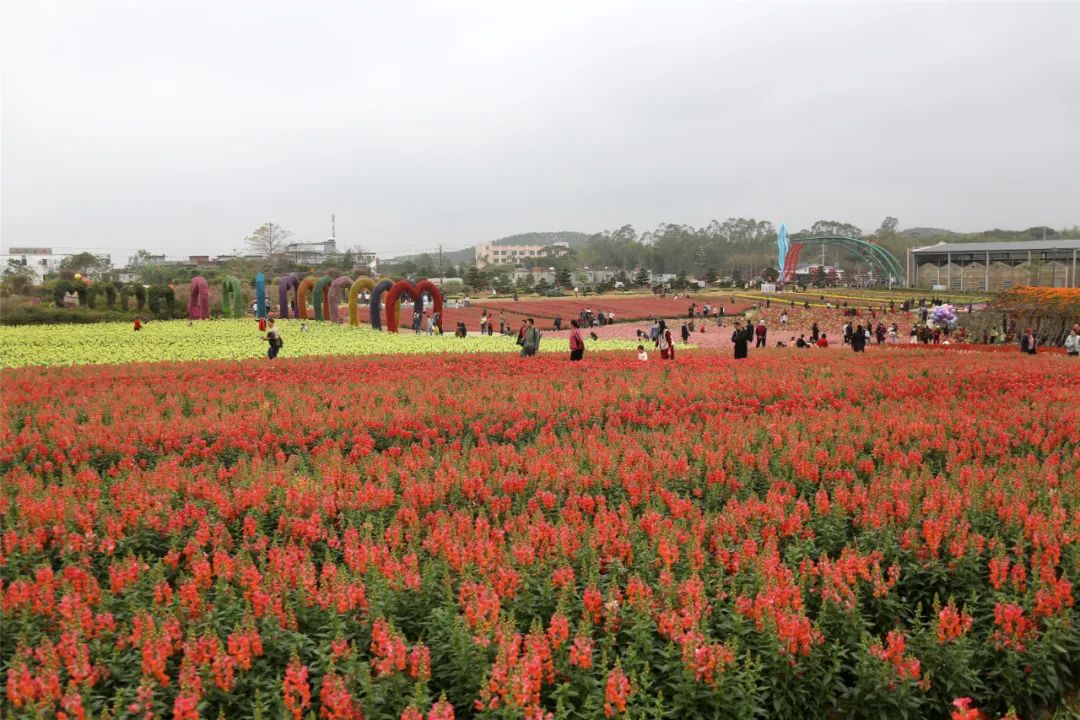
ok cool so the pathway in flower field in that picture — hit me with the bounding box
[351,294,754,331]
[540,321,851,350]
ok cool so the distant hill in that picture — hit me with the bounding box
[899,227,957,239]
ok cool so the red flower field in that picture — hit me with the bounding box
[2,350,1078,719]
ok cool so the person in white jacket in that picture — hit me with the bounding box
[1066,325,1080,356]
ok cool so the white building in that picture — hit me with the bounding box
[1,247,110,283]
[476,241,569,268]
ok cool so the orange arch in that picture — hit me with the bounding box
[296,277,317,320]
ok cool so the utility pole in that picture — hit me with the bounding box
[437,244,443,280]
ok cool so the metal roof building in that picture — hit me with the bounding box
[907,238,1080,291]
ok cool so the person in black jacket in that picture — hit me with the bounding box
[1020,328,1037,355]
[852,324,867,352]
[732,321,750,359]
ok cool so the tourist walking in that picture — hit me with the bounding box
[658,320,675,360]
[681,323,690,344]
[263,319,282,360]
[852,324,867,352]
[568,320,585,361]
[811,323,820,343]
[1020,328,1037,355]
[732,321,751,359]
[1065,325,1080,356]
[521,318,541,357]
[480,311,489,335]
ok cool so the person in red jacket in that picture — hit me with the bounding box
[816,333,829,348]
[755,321,768,348]
[133,316,142,331]
[568,320,585,361]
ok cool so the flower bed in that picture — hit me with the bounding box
[2,352,1078,719]
[0,320,638,368]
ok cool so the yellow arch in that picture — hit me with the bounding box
[296,277,317,320]
[348,277,376,326]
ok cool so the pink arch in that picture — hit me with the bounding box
[188,276,210,319]
[328,276,352,323]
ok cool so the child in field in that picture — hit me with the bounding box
[637,345,648,361]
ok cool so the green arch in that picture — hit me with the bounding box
[798,235,905,285]
[313,276,333,321]
[221,275,245,318]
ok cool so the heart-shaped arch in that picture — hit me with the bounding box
[384,279,444,333]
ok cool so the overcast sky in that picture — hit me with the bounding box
[2,0,1078,263]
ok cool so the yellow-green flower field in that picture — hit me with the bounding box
[0,319,640,368]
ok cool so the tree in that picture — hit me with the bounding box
[761,266,779,282]
[876,216,899,237]
[535,278,553,293]
[464,265,485,291]
[555,267,572,288]
[2,259,37,296]
[245,223,293,257]
[60,252,110,278]
[704,268,718,284]
[672,271,689,290]
[731,269,744,288]
[805,220,863,238]
[634,268,651,287]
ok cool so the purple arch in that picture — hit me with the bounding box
[188,276,210,319]
[369,279,394,331]
[278,274,300,319]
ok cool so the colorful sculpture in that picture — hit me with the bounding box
[296,277,317,320]
[278,274,299,319]
[221,275,245,318]
[313,276,333,321]
[328,276,353,323]
[385,279,443,333]
[188,276,210,320]
[777,223,789,273]
[348,277,376,326]
[370,279,394,331]
[255,273,266,318]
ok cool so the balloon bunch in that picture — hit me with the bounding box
[930,303,957,329]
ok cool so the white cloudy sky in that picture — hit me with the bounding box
[1,0,1078,262]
